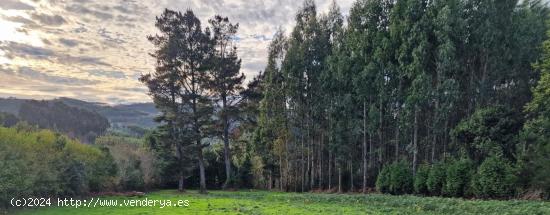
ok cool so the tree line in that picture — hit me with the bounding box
[141,0,550,199]
[252,0,549,198]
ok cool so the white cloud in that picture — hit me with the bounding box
[0,0,355,104]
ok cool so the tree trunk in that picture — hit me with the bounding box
[431,128,436,163]
[197,145,207,194]
[443,119,449,160]
[306,126,311,190]
[310,136,314,190]
[285,139,289,191]
[301,124,305,192]
[369,132,373,170]
[378,96,383,171]
[362,101,367,193]
[268,170,272,190]
[395,119,399,161]
[338,164,342,193]
[176,143,185,192]
[279,155,283,191]
[350,160,354,192]
[319,134,323,189]
[328,151,332,191]
[222,99,232,189]
[413,106,419,175]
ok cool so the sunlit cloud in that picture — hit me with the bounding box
[0,0,355,104]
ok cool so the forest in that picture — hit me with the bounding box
[1,0,550,213]
[139,0,550,199]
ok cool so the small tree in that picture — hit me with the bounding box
[426,162,446,196]
[443,158,474,197]
[376,161,413,195]
[414,164,430,195]
[472,155,517,199]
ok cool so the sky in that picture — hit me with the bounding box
[0,0,354,104]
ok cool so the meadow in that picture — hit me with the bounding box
[13,190,550,215]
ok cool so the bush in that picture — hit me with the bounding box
[472,155,517,198]
[443,158,474,197]
[96,135,158,190]
[414,164,430,195]
[376,164,391,193]
[0,126,117,208]
[427,162,446,196]
[451,106,522,164]
[376,161,413,195]
[121,158,145,191]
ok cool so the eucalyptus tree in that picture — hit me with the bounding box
[282,0,326,191]
[256,29,289,190]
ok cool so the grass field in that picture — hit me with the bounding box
[12,190,550,215]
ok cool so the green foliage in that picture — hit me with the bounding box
[121,159,145,191]
[519,27,550,199]
[376,164,391,193]
[0,127,116,208]
[452,106,523,163]
[472,155,517,199]
[426,162,446,196]
[414,164,430,195]
[141,8,214,193]
[236,155,254,189]
[95,135,158,190]
[443,158,474,197]
[376,161,413,195]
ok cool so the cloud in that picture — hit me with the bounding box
[1,15,38,28]
[0,41,54,59]
[17,66,99,85]
[72,26,88,33]
[87,69,127,79]
[31,13,67,26]
[58,38,79,47]
[0,0,34,10]
[65,4,113,20]
[0,0,356,104]
[0,41,110,66]
[98,28,126,44]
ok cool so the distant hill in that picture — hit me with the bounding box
[0,97,25,115]
[0,97,160,130]
[56,97,159,129]
[18,100,110,143]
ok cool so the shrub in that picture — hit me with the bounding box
[443,158,474,197]
[0,127,117,208]
[376,164,391,193]
[389,161,413,194]
[414,164,430,195]
[451,106,522,164]
[472,155,517,198]
[121,158,145,191]
[96,135,158,190]
[427,162,446,196]
[377,161,413,195]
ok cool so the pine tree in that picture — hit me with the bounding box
[141,9,213,194]
[208,15,245,189]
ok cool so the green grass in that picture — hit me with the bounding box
[12,190,550,215]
